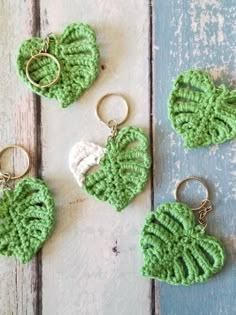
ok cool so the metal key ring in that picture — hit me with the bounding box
[175,176,210,211]
[0,145,31,180]
[96,93,129,127]
[26,52,61,88]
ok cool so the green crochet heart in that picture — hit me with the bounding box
[83,126,151,211]
[140,202,225,285]
[17,23,100,108]
[168,69,236,148]
[0,178,54,263]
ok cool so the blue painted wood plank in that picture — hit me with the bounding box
[154,1,236,314]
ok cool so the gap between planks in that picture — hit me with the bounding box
[148,0,157,314]
[32,0,43,314]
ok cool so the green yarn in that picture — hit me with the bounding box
[17,23,100,108]
[168,69,236,148]
[140,202,225,285]
[83,126,151,211]
[0,178,54,263]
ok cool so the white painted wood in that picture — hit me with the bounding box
[40,1,151,314]
[0,1,39,314]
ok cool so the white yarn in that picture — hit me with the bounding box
[69,141,106,186]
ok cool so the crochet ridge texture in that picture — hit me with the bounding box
[140,202,225,285]
[69,126,151,211]
[17,23,100,108]
[0,178,54,263]
[168,69,236,148]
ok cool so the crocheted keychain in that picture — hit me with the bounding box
[0,145,54,263]
[140,176,225,285]
[69,94,151,211]
[168,69,236,148]
[17,23,100,108]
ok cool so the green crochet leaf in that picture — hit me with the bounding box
[140,202,225,285]
[168,69,236,148]
[83,126,151,211]
[17,23,100,108]
[0,178,54,263]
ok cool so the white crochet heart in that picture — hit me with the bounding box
[69,141,106,186]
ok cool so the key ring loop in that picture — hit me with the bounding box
[175,176,210,211]
[0,145,31,180]
[26,52,61,88]
[95,93,129,127]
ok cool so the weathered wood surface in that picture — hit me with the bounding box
[40,1,151,315]
[154,0,236,314]
[0,0,236,314]
[0,1,41,315]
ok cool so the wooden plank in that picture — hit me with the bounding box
[40,1,152,314]
[0,1,40,314]
[154,0,236,314]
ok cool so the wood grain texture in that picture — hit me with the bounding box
[39,1,151,315]
[2,1,235,314]
[154,0,236,314]
[0,1,40,314]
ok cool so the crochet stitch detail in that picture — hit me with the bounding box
[69,126,151,211]
[140,202,225,285]
[17,23,100,108]
[69,141,106,186]
[168,69,236,148]
[0,178,55,263]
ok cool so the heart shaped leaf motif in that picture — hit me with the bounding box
[140,202,225,285]
[168,69,236,148]
[69,126,151,211]
[0,178,54,263]
[17,23,100,108]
